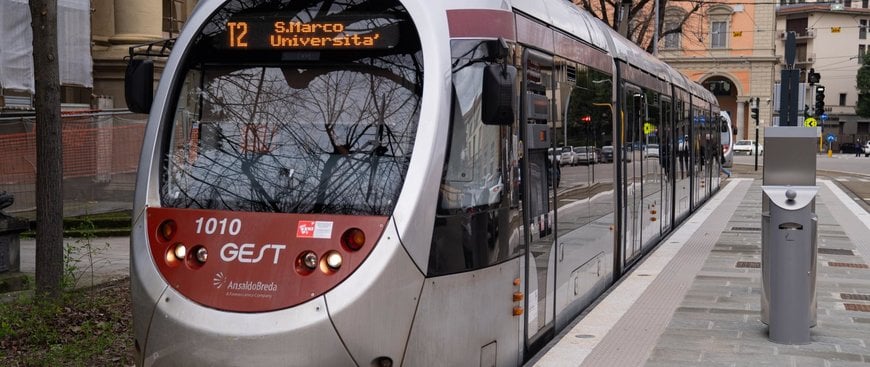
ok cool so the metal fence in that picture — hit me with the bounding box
[0,110,147,219]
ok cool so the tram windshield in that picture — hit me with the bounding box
[160,0,422,216]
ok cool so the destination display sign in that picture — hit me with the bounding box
[221,16,401,50]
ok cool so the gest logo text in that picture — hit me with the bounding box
[220,243,286,264]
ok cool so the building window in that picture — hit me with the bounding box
[786,18,809,37]
[707,6,733,49]
[846,0,853,7]
[662,7,687,50]
[711,21,728,48]
[861,20,868,39]
[861,45,867,63]
[163,0,187,36]
[840,93,847,106]
[663,22,681,49]
[864,0,869,8]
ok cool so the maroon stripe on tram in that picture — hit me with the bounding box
[515,14,554,52]
[446,9,516,40]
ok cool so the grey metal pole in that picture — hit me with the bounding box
[755,98,759,171]
[653,0,659,56]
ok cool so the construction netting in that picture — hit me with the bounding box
[0,111,146,218]
[0,0,92,91]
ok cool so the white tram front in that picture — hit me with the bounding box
[126,0,721,366]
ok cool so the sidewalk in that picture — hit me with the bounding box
[18,236,130,288]
[533,177,870,366]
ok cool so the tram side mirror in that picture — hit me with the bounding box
[125,59,154,114]
[482,64,517,125]
[486,37,510,60]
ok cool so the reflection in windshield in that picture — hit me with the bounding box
[162,58,423,215]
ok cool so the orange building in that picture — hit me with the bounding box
[658,0,778,141]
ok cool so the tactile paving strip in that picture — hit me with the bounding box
[735,261,761,268]
[580,180,752,367]
[818,248,855,256]
[844,304,870,312]
[841,293,870,301]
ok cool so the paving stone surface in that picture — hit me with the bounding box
[647,179,870,366]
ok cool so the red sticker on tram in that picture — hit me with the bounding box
[297,220,333,239]
[297,221,316,238]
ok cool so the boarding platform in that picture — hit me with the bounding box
[531,174,870,366]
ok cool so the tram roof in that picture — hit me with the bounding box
[508,0,710,100]
[510,0,609,50]
[666,64,691,93]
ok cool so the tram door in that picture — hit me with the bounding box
[521,49,557,350]
[621,86,644,264]
[660,97,674,233]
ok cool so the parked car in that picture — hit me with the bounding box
[574,146,598,164]
[601,145,614,162]
[643,144,660,158]
[839,143,862,154]
[864,141,870,157]
[732,140,763,155]
[547,147,561,165]
[599,145,632,162]
[560,146,577,166]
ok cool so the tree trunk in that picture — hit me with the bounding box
[30,0,64,298]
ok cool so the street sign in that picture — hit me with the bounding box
[820,113,828,121]
[826,134,836,143]
[643,122,654,135]
[803,117,817,127]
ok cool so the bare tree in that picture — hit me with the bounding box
[573,0,707,53]
[29,0,64,297]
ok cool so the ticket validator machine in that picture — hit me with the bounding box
[761,127,819,345]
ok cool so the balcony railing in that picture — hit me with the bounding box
[794,54,815,64]
[779,30,815,39]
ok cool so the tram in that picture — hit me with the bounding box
[125,0,723,365]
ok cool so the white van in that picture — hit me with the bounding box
[720,111,734,168]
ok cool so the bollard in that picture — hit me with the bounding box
[763,186,818,345]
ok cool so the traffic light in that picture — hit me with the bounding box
[807,68,820,85]
[750,97,759,121]
[814,85,825,116]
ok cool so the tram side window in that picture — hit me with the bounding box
[439,42,509,211]
[428,40,521,276]
[564,69,613,161]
